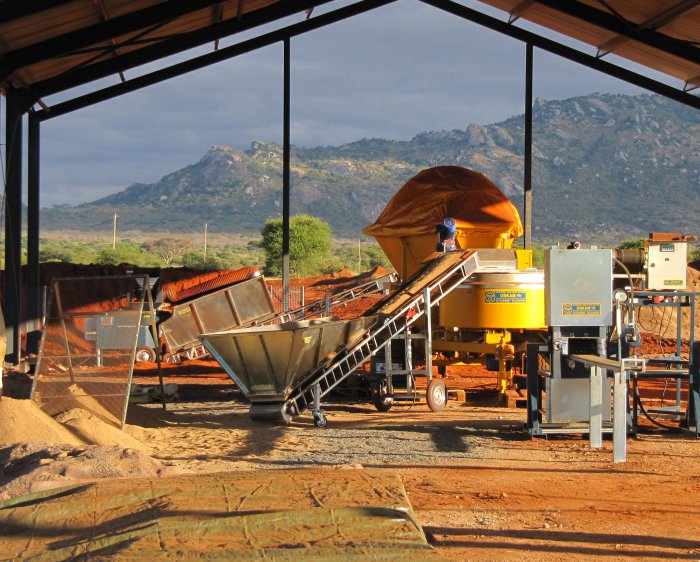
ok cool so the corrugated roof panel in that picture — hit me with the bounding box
[477,0,700,84]
[163,267,262,303]
[616,41,700,82]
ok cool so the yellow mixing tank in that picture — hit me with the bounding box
[439,271,546,330]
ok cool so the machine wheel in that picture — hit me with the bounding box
[372,380,394,412]
[249,403,293,425]
[313,411,327,428]
[135,346,157,363]
[426,379,447,412]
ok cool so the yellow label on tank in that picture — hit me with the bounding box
[485,290,526,304]
[562,303,601,316]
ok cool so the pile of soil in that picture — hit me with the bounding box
[0,443,180,500]
[267,266,392,305]
[0,398,84,446]
[634,264,700,343]
[0,398,180,499]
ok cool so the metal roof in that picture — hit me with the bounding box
[0,0,700,112]
[0,0,699,112]
[478,0,700,92]
[0,0,328,106]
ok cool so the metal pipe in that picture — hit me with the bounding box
[523,42,533,250]
[282,37,291,313]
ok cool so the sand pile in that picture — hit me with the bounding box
[55,408,151,453]
[0,399,178,500]
[636,264,700,341]
[40,384,122,428]
[0,397,85,446]
[0,443,182,500]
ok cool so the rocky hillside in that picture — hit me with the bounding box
[42,93,700,243]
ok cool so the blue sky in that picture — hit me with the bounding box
[28,0,665,207]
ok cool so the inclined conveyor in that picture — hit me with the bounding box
[202,250,497,425]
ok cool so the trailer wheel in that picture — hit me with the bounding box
[426,379,447,412]
[135,346,156,363]
[372,379,394,412]
[313,411,327,428]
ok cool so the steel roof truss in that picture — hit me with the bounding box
[528,0,700,66]
[596,0,700,58]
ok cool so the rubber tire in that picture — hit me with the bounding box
[372,380,394,412]
[313,412,327,428]
[135,346,157,363]
[426,378,447,412]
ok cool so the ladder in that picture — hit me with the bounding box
[268,273,398,324]
[284,250,481,426]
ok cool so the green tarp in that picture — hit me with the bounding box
[0,469,443,561]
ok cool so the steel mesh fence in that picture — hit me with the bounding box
[31,275,156,428]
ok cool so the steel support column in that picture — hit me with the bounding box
[688,341,700,435]
[27,112,41,356]
[282,37,291,313]
[523,43,533,250]
[4,89,23,364]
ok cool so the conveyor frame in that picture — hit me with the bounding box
[284,251,481,424]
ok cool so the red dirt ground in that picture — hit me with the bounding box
[3,263,700,560]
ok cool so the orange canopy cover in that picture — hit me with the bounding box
[363,166,523,238]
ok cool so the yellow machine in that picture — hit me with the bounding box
[364,166,546,399]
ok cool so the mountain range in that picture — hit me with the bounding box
[42,92,700,244]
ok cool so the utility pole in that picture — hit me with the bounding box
[204,222,208,260]
[112,212,118,250]
[358,239,361,273]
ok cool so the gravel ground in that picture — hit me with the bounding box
[122,396,530,473]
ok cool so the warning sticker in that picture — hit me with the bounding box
[562,303,601,316]
[485,290,526,304]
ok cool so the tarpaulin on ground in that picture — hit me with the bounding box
[0,469,444,561]
[363,166,523,277]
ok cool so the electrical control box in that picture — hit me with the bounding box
[645,238,688,290]
[545,247,613,327]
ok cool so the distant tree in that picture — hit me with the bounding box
[142,237,191,266]
[261,215,333,277]
[95,242,160,267]
[689,244,700,263]
[181,251,225,270]
[619,238,645,250]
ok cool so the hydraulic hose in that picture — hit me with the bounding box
[632,382,683,432]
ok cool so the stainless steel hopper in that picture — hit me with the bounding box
[201,316,377,411]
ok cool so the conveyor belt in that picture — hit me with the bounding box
[281,250,481,424]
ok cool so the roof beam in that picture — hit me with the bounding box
[525,0,700,66]
[36,0,399,121]
[0,0,231,84]
[686,75,700,92]
[0,0,74,25]
[213,3,225,51]
[91,0,126,82]
[25,0,334,101]
[597,0,700,58]
[421,0,700,111]
[508,0,535,24]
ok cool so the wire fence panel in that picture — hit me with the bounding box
[267,286,307,314]
[31,275,155,429]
